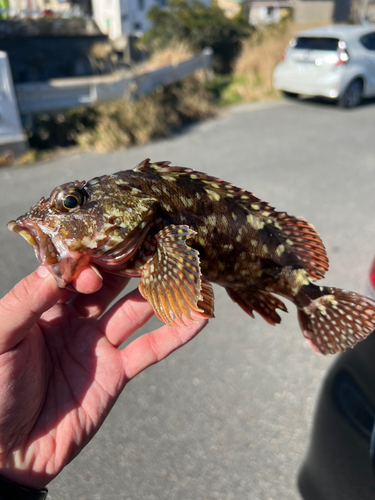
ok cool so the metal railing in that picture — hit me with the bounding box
[15,48,213,115]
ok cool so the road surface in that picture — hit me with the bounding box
[1,98,375,500]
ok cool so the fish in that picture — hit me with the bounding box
[7,158,375,355]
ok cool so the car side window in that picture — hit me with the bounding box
[360,32,375,51]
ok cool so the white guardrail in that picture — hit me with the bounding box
[15,48,213,115]
[0,51,28,155]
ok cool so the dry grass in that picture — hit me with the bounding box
[134,42,194,74]
[17,69,214,163]
[223,21,327,103]
[73,74,214,153]
[17,22,330,164]
[17,148,53,165]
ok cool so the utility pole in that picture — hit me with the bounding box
[361,0,370,23]
[242,0,251,23]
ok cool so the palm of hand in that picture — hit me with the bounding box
[0,269,207,490]
[0,301,128,489]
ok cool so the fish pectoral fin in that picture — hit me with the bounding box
[138,224,211,326]
[226,287,288,325]
[196,279,215,319]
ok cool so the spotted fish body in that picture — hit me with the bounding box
[7,159,375,355]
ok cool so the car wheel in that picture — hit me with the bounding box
[281,90,299,100]
[338,79,363,108]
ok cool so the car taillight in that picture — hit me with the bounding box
[336,41,349,66]
[370,257,375,294]
[336,50,349,65]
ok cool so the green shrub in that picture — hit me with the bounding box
[141,0,252,74]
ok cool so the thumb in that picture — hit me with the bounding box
[0,267,62,354]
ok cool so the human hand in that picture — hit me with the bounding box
[0,266,208,490]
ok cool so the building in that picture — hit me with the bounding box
[90,0,167,40]
[6,0,71,14]
[120,0,165,35]
[248,0,292,25]
[3,0,171,39]
[294,0,355,24]
[92,0,209,40]
[91,0,122,39]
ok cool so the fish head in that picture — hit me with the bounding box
[7,175,158,287]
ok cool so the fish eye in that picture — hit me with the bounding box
[54,187,86,212]
[63,194,80,210]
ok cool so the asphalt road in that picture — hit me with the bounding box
[1,97,375,500]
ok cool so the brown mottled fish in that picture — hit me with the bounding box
[7,159,375,355]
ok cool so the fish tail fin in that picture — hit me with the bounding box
[226,287,288,325]
[296,285,375,355]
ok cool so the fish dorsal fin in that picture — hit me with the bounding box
[134,159,198,178]
[269,213,329,281]
[133,160,329,281]
[134,158,173,173]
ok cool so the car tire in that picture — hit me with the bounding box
[338,79,363,108]
[281,90,299,100]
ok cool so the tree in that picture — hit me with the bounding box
[142,0,251,74]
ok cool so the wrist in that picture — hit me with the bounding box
[0,475,48,500]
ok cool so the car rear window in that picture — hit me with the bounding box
[360,32,375,50]
[294,37,339,51]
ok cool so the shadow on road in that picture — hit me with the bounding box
[284,95,375,110]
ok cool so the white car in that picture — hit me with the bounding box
[273,25,375,108]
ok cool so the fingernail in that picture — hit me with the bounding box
[37,266,50,278]
[90,265,103,280]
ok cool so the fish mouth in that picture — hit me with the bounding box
[7,219,58,266]
[7,220,39,251]
[7,219,90,288]
[7,219,67,286]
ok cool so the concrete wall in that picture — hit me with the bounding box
[294,0,335,23]
[0,35,111,83]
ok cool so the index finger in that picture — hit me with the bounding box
[0,267,62,354]
[120,316,208,380]
[70,272,130,318]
